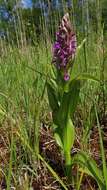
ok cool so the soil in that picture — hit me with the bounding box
[0,114,107,190]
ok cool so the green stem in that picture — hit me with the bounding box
[65,151,72,178]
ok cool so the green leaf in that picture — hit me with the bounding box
[49,78,58,93]
[63,118,75,160]
[62,118,75,177]
[53,80,80,167]
[95,105,107,189]
[47,82,59,112]
[71,73,100,83]
[73,151,105,189]
[68,80,80,117]
[54,132,63,149]
[56,80,80,125]
[50,65,57,79]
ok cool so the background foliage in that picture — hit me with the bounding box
[0,0,107,189]
[0,0,107,43]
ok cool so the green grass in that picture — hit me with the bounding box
[0,1,107,189]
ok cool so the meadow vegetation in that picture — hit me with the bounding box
[0,0,107,189]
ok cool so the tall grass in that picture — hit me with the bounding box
[0,0,107,189]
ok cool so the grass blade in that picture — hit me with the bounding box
[94,104,107,189]
[17,131,68,190]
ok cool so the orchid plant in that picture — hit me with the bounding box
[47,13,79,176]
[47,13,98,178]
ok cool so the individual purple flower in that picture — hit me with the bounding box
[52,13,77,81]
[64,73,70,81]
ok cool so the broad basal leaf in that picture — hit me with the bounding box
[63,118,75,157]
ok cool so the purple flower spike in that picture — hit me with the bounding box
[52,13,77,81]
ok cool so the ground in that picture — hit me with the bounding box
[0,112,107,189]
